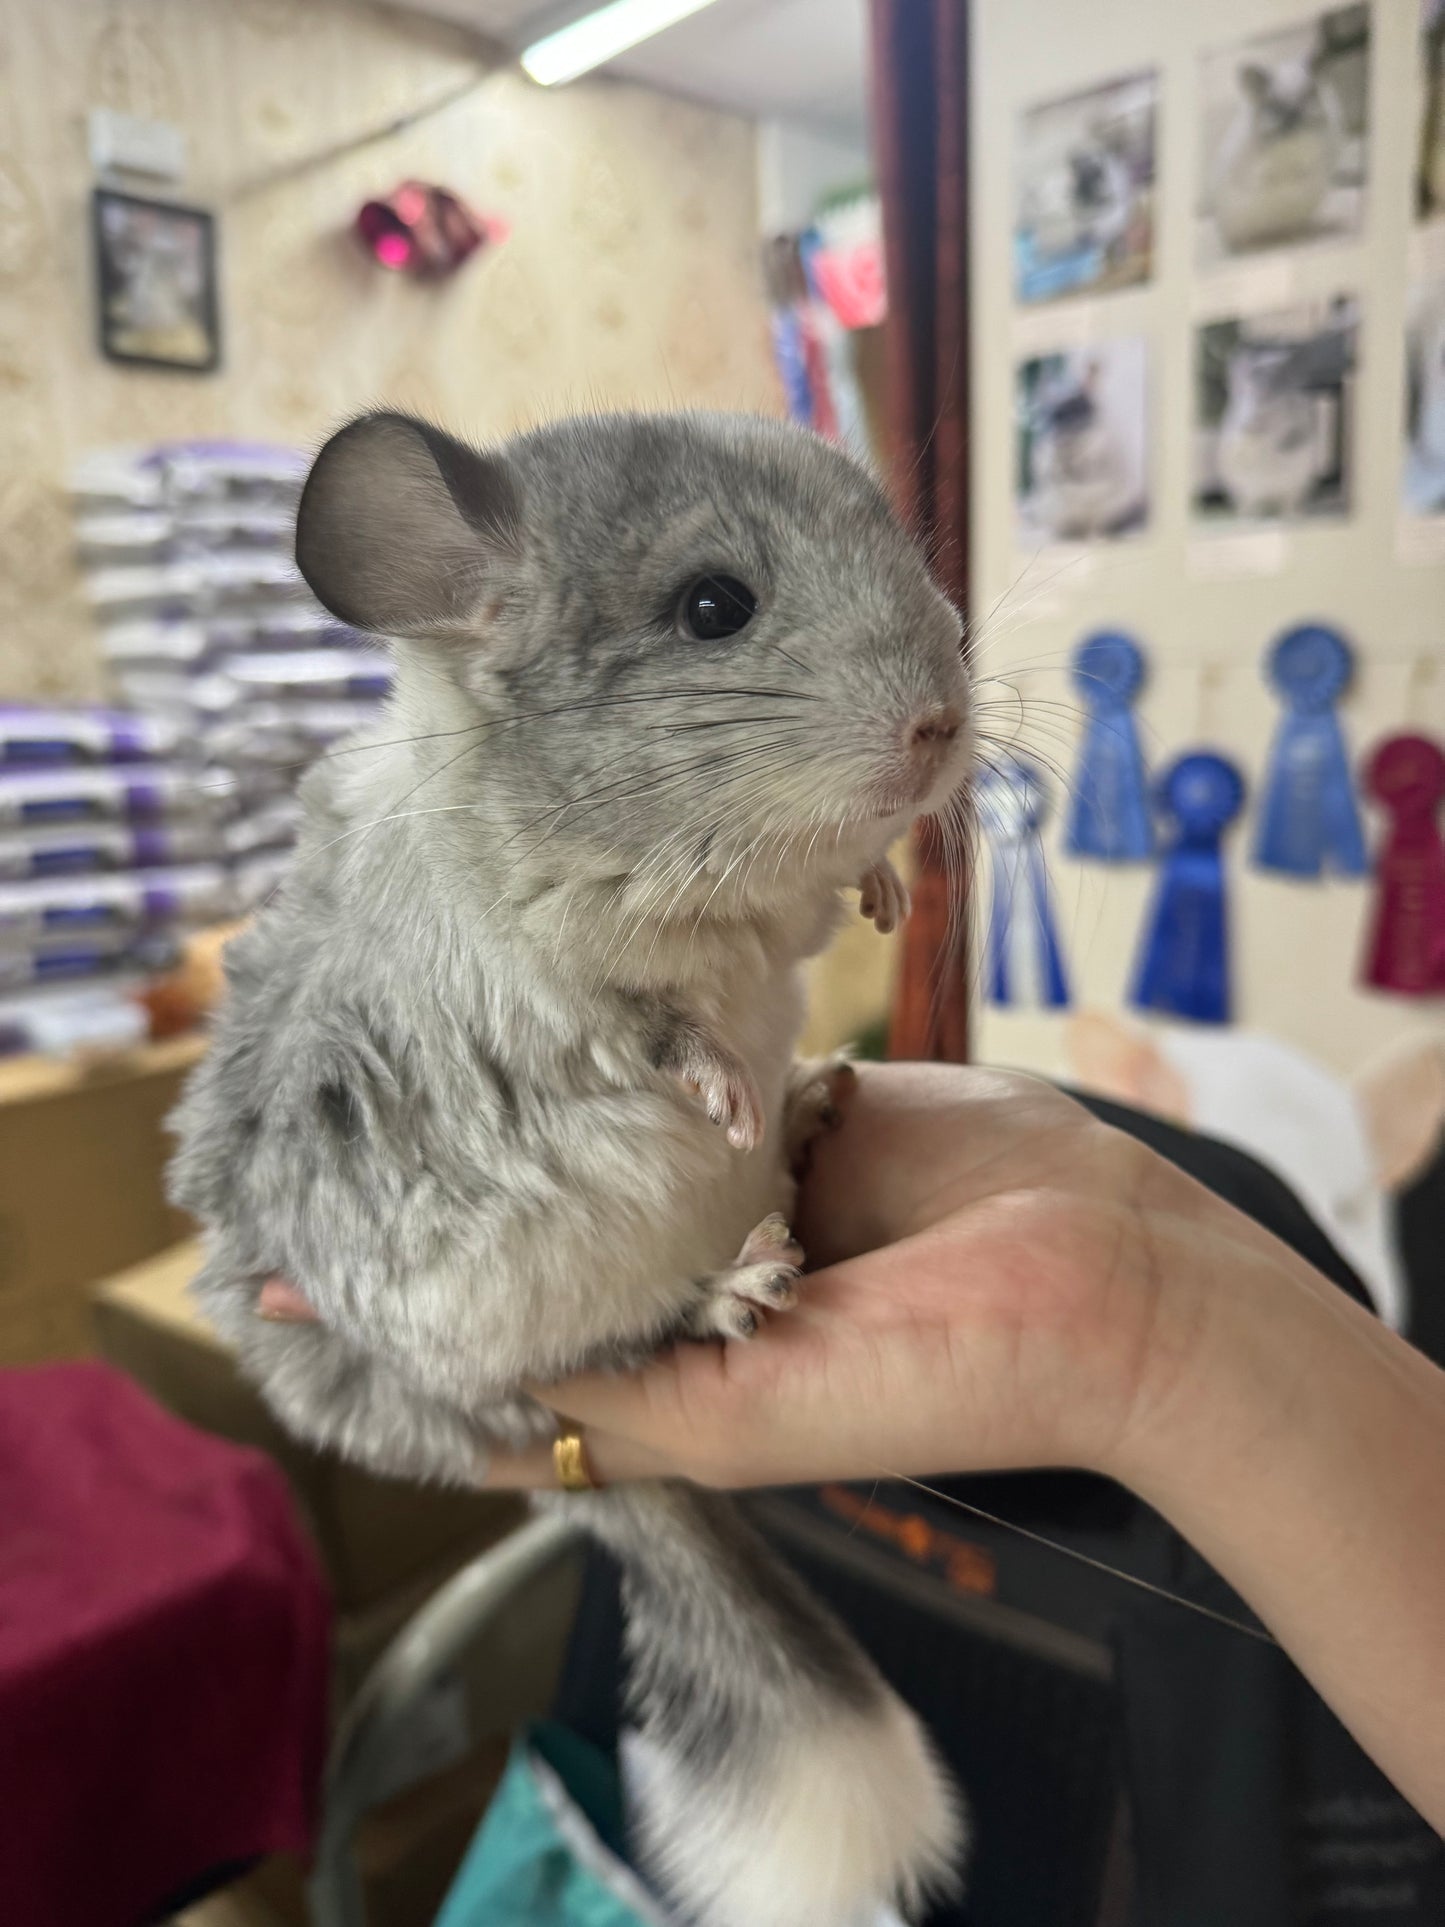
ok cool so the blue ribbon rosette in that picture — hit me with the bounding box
[1066,629,1153,862]
[978,754,1070,1009]
[1253,624,1367,879]
[1131,751,1246,1025]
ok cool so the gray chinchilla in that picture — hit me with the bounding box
[170,408,973,1927]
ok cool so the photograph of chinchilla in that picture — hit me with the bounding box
[1197,3,1370,267]
[168,408,974,1927]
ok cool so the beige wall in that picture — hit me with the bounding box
[0,0,781,698]
[0,0,897,1051]
[971,0,1445,1078]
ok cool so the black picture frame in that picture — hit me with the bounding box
[92,187,221,374]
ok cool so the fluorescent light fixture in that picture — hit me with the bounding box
[521,0,722,87]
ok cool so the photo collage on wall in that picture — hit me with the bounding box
[993,6,1445,1023]
[1005,4,1445,559]
[1012,69,1157,554]
[1419,0,1445,224]
[1196,6,1369,270]
[1405,270,1445,518]
[1014,70,1158,305]
[1015,339,1148,545]
[1406,2,1445,543]
[1193,294,1359,526]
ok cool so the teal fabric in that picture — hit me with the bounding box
[434,1722,664,1927]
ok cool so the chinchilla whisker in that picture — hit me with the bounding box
[510,769,794,907]
[974,693,1085,726]
[974,693,1086,728]
[1006,722,1089,774]
[881,1473,1278,1646]
[305,686,814,771]
[251,800,490,906]
[978,715,1083,777]
[594,797,773,986]
[490,743,794,856]
[975,724,1084,806]
[644,823,763,972]
[504,735,812,851]
[961,553,1090,652]
[294,800,487,869]
[434,690,816,767]
[973,683,1029,746]
[563,735,813,816]
[681,819,773,943]
[961,560,1045,650]
[704,827,774,945]
[354,711,541,842]
[919,812,967,1034]
[489,741,811,908]
[771,645,813,677]
[647,714,814,734]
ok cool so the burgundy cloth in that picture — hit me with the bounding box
[0,1361,331,1927]
[871,0,975,1063]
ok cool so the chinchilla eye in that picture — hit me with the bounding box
[679,575,757,641]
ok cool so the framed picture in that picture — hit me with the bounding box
[1404,272,1445,517]
[92,188,220,374]
[1197,5,1371,269]
[1421,0,1445,223]
[1193,293,1360,526]
[1014,70,1157,305]
[1014,336,1149,545]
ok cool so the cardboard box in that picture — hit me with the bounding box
[0,1035,205,1366]
[91,1240,524,1614]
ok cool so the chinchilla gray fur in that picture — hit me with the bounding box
[169,408,972,1927]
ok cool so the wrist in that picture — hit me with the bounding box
[1100,1229,1356,1512]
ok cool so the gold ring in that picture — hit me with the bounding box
[553,1421,597,1491]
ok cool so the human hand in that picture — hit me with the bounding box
[256,1061,1315,1492]
[503,1061,1296,1492]
[259,1063,1445,1828]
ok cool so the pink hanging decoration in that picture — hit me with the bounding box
[1361,733,1445,996]
[808,236,886,330]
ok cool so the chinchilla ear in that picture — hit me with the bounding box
[295,411,522,639]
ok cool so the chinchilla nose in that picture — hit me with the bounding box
[902,705,962,756]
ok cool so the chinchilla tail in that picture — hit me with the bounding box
[558,1480,965,1927]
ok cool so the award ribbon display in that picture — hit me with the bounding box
[1253,624,1368,879]
[1131,751,1246,1025]
[1360,733,1445,997]
[978,755,1070,1008]
[1066,629,1153,862]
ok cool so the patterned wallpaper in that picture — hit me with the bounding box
[0,0,783,696]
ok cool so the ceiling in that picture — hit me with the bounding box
[393,0,869,140]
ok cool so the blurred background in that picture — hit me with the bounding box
[1,2,1443,1925]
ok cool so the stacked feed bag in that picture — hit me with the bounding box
[0,702,237,1052]
[69,441,392,917]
